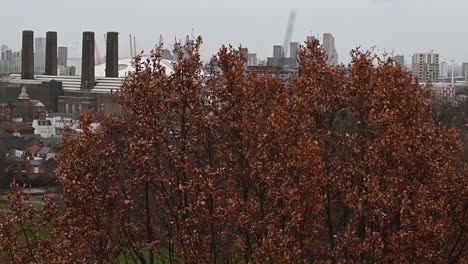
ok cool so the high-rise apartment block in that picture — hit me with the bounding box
[411,53,440,82]
[323,33,338,66]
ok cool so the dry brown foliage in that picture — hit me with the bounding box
[0,38,466,263]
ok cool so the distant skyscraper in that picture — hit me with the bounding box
[290,42,300,59]
[34,37,46,74]
[247,53,257,66]
[462,63,468,80]
[411,53,440,82]
[162,49,174,60]
[273,45,283,58]
[306,36,316,43]
[11,51,21,73]
[394,55,404,67]
[4,49,12,64]
[440,62,449,78]
[240,47,249,62]
[2,49,13,74]
[323,33,338,66]
[0,45,8,60]
[58,46,68,67]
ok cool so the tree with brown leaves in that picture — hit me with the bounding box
[0,38,466,263]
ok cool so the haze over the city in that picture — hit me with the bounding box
[1,0,467,64]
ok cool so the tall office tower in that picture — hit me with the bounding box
[34,37,46,74]
[105,32,119,78]
[45,31,57,75]
[247,53,257,66]
[58,47,68,67]
[21,30,34,79]
[81,31,95,90]
[1,49,13,74]
[462,63,468,80]
[1,45,8,60]
[4,49,12,64]
[440,62,449,78]
[394,55,405,67]
[11,52,21,73]
[323,33,338,66]
[273,45,283,58]
[290,42,300,59]
[411,53,440,82]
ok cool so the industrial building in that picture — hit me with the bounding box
[1,30,179,117]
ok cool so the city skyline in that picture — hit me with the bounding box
[0,0,467,64]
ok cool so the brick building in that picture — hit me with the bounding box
[0,87,46,122]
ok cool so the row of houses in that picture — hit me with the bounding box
[0,130,59,187]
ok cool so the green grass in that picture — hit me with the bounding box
[0,200,9,209]
[117,250,161,264]
[0,199,43,210]
[117,249,177,264]
[17,226,52,243]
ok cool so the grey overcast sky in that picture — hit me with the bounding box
[1,0,467,64]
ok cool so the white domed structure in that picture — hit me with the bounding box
[95,57,176,77]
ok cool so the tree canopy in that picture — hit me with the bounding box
[0,38,466,263]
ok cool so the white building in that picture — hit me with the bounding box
[94,57,175,78]
[323,33,338,66]
[32,114,87,138]
[32,119,55,138]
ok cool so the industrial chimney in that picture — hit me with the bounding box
[81,31,95,90]
[105,32,119,77]
[21,30,34,79]
[45,31,57,75]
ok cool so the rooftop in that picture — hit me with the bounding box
[8,74,124,94]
